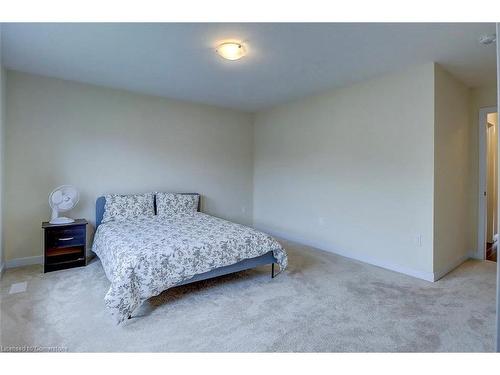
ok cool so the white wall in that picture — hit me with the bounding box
[495,22,500,354]
[433,64,473,276]
[253,63,436,279]
[0,25,5,273]
[1,62,488,281]
[4,70,254,262]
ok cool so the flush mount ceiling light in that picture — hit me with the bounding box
[478,34,496,45]
[216,42,246,61]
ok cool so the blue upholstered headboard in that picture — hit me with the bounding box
[95,193,201,227]
[95,196,106,227]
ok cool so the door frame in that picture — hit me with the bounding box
[477,106,498,260]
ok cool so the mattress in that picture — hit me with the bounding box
[92,212,288,323]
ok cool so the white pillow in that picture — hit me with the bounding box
[156,193,199,218]
[102,193,155,223]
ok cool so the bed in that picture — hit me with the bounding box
[92,193,288,324]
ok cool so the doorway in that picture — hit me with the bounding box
[478,106,499,261]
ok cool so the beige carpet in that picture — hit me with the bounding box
[0,240,497,352]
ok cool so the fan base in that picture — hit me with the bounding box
[49,217,75,225]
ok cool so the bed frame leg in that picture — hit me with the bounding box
[271,263,275,279]
[128,315,132,320]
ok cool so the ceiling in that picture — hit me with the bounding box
[1,23,497,112]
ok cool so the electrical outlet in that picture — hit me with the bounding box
[416,234,423,247]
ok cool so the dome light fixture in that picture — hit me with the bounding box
[216,42,246,61]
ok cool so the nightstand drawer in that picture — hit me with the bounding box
[46,226,85,248]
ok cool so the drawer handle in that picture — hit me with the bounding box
[58,237,74,241]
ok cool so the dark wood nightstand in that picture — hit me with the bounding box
[42,219,88,273]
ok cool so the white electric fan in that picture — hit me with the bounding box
[49,185,79,224]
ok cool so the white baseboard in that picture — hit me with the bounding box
[432,251,474,281]
[5,255,43,269]
[257,227,436,282]
[4,253,95,270]
[2,239,472,282]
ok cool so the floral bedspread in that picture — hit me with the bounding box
[92,213,288,324]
